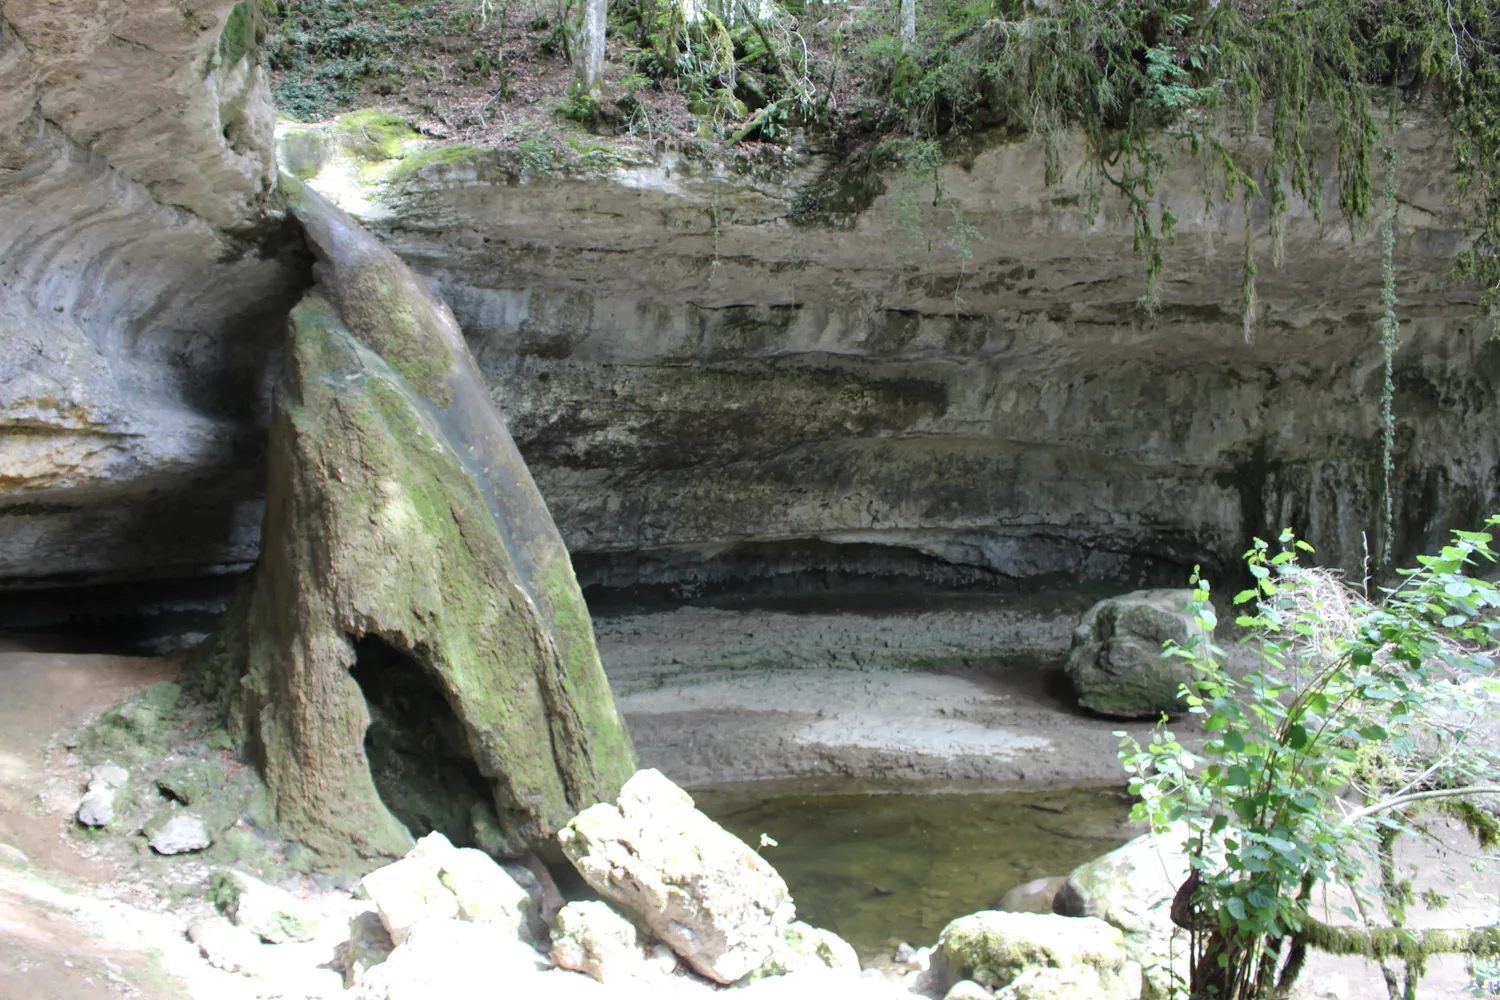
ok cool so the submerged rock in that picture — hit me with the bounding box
[997,876,1068,915]
[559,768,796,983]
[1065,591,1207,719]
[76,763,129,827]
[930,911,1133,996]
[148,814,212,855]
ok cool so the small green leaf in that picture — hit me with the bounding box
[1223,732,1246,753]
[1285,724,1309,751]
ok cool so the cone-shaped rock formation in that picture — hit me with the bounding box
[193,178,635,866]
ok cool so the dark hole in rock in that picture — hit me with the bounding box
[349,633,496,849]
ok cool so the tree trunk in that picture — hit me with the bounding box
[189,178,636,868]
[576,0,607,93]
[900,0,916,54]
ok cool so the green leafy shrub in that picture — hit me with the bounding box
[1121,520,1500,999]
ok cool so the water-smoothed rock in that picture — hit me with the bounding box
[1066,591,1207,718]
[558,767,796,983]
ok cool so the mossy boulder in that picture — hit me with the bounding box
[930,911,1132,995]
[331,109,420,160]
[76,683,181,764]
[1065,590,1207,718]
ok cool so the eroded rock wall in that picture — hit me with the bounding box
[0,1,305,610]
[349,124,1498,595]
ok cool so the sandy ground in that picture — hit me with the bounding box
[598,601,1192,787]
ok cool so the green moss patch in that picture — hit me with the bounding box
[76,683,183,766]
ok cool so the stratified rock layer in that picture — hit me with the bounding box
[0,0,304,608]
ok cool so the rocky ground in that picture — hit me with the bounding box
[2,617,1498,999]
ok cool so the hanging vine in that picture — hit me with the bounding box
[864,0,1500,327]
[1380,131,1400,566]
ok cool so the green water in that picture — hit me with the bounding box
[694,781,1138,960]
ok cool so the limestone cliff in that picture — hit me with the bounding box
[0,0,303,605]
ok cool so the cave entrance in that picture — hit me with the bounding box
[349,633,496,849]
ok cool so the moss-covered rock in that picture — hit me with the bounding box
[1065,590,1207,719]
[931,911,1131,994]
[76,683,182,765]
[330,110,421,161]
[184,178,635,869]
[158,762,226,806]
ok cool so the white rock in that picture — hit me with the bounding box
[76,763,129,827]
[214,870,323,943]
[994,965,1114,1000]
[435,845,536,940]
[149,814,212,854]
[551,900,650,983]
[945,982,993,1000]
[1055,824,1192,998]
[558,768,795,984]
[354,919,552,1000]
[360,856,459,945]
[777,921,859,978]
[188,915,264,974]
[0,843,28,869]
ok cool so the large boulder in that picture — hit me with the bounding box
[929,911,1136,998]
[558,768,797,984]
[1065,590,1208,718]
[1054,825,1192,1000]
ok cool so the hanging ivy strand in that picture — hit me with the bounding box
[866,0,1500,322]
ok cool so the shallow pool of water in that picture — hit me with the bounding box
[693,780,1138,960]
